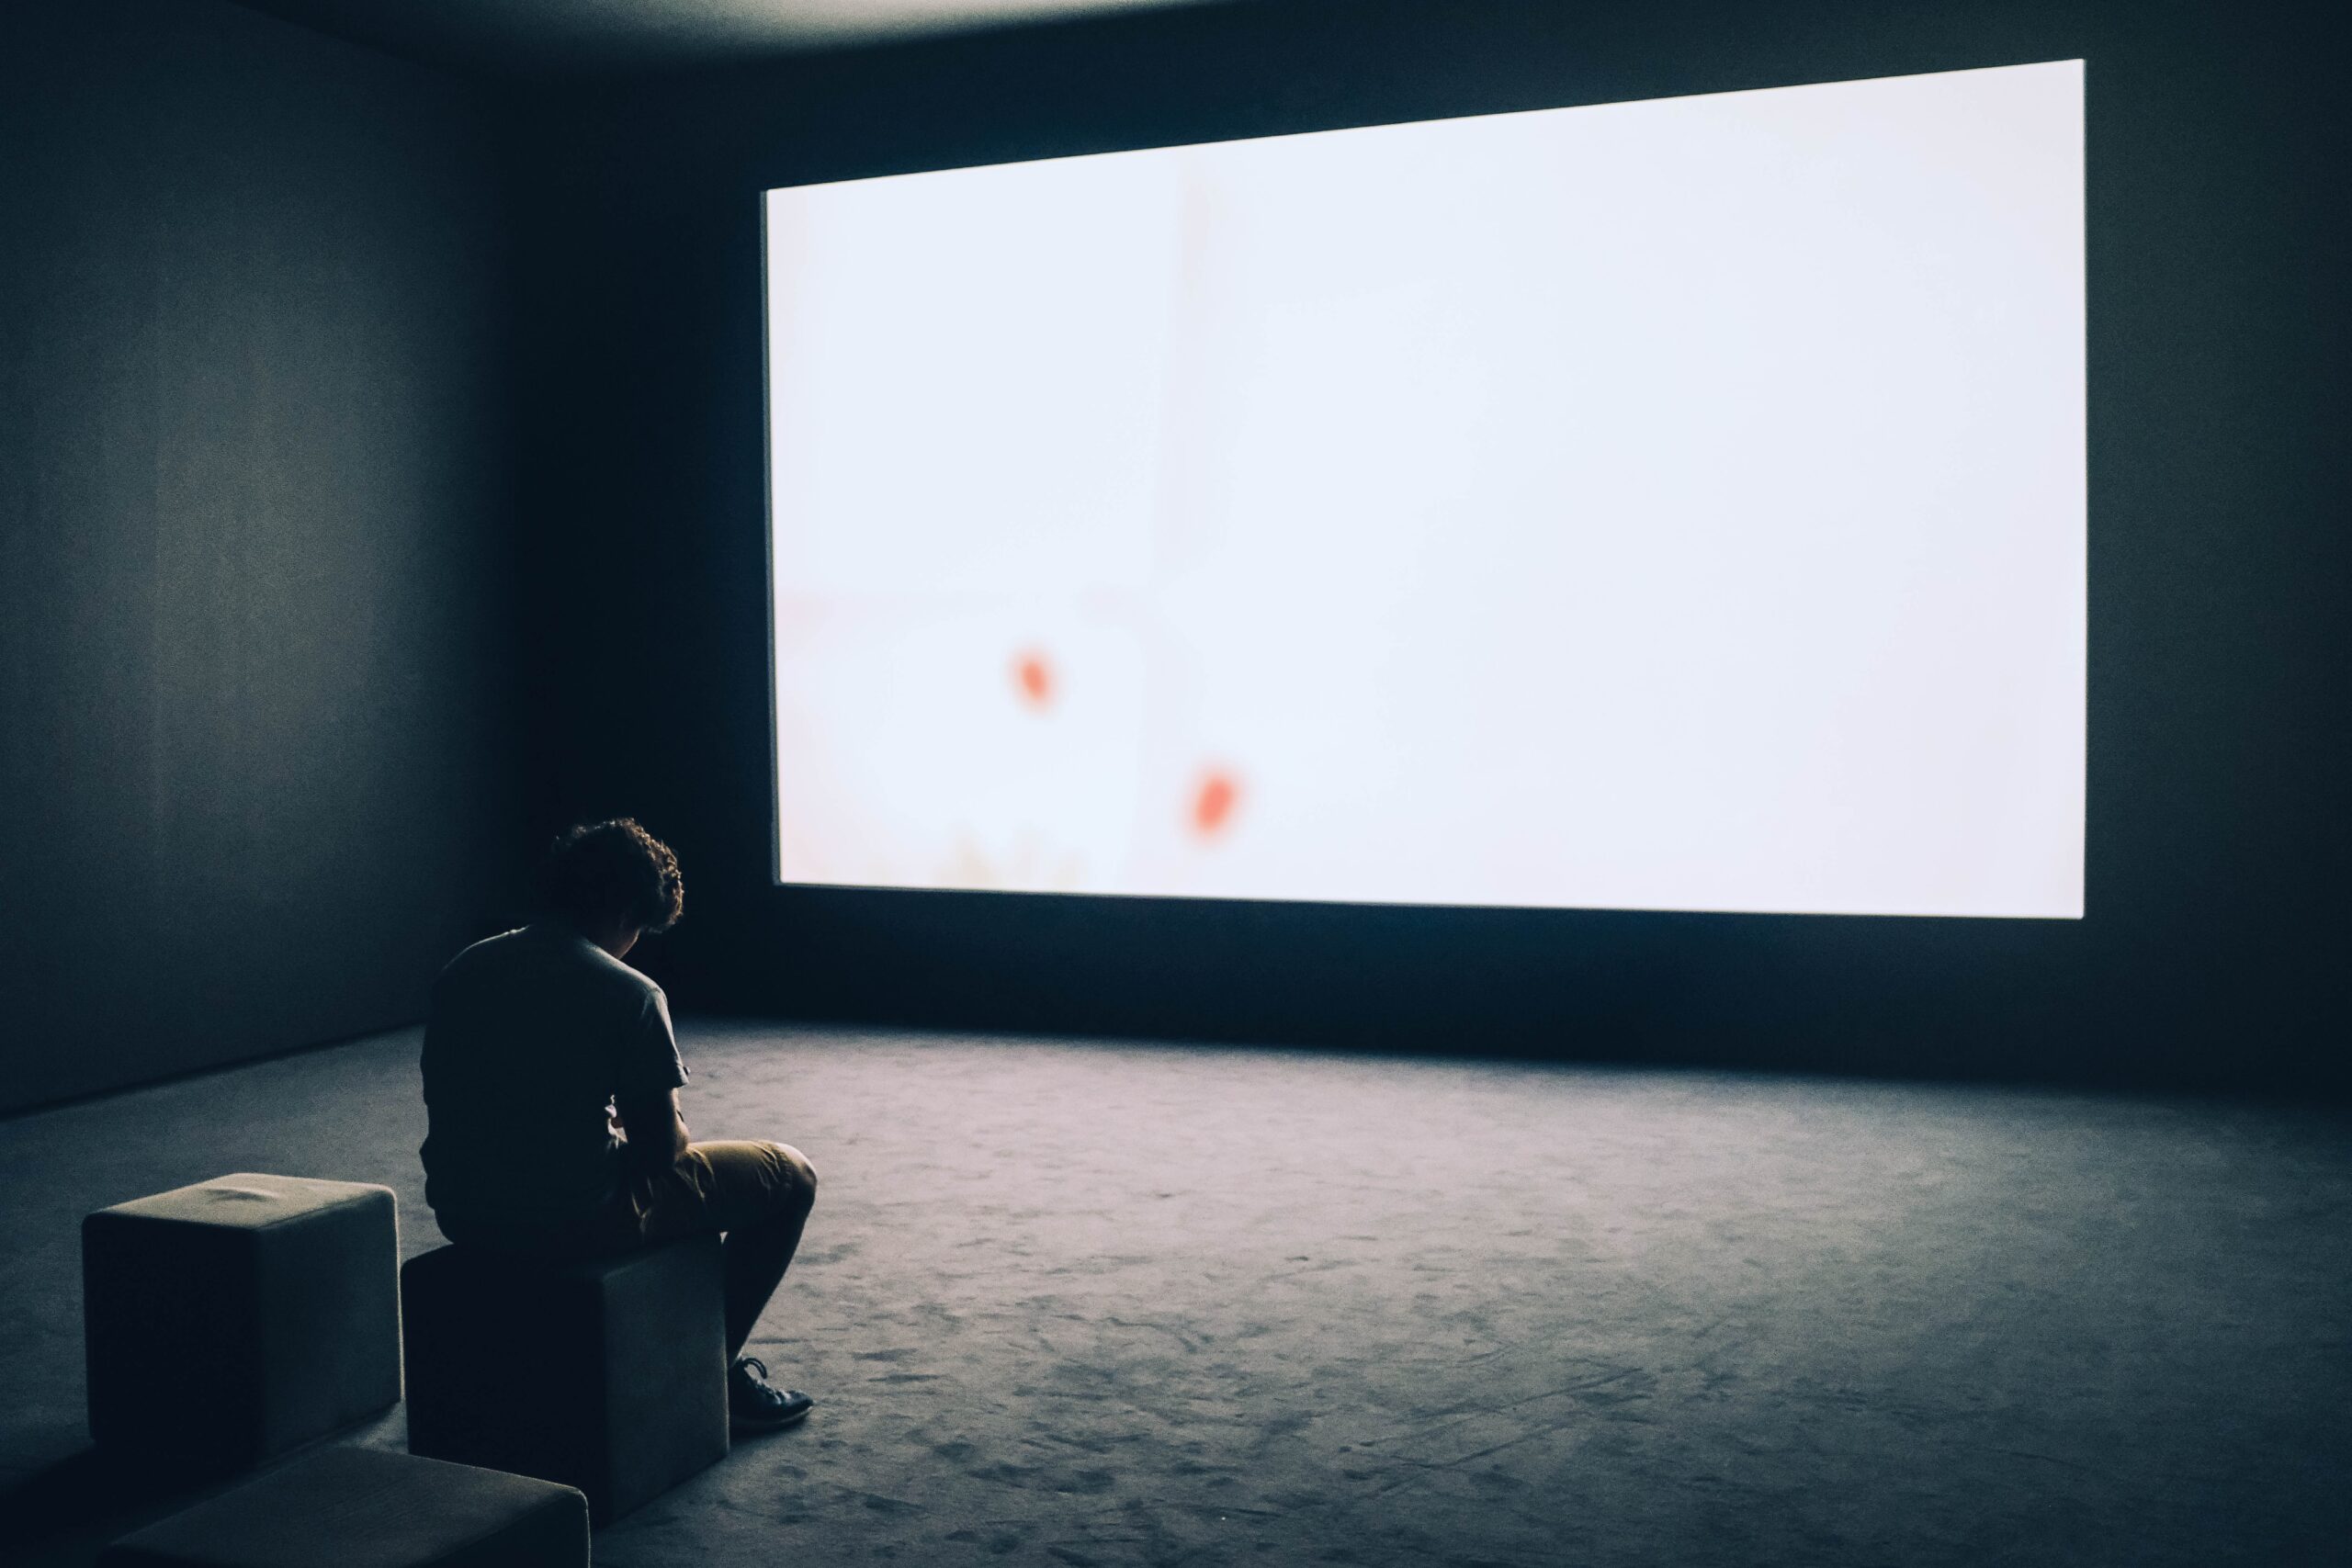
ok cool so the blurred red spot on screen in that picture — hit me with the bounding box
[1013,650,1054,710]
[1192,769,1239,838]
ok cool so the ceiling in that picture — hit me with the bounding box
[232,0,1250,77]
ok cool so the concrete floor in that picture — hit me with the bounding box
[2,1021,2347,1565]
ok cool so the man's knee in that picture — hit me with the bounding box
[765,1141,817,1213]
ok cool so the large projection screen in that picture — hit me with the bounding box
[763,61,2085,919]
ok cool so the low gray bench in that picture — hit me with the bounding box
[84,1173,401,1468]
[97,1444,586,1568]
[401,1235,728,1524]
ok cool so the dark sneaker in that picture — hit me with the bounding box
[730,1356,814,1432]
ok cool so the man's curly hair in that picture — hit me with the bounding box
[536,818,684,936]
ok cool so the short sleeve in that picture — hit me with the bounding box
[614,987,688,1100]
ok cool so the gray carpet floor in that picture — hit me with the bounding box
[2,1021,2348,1565]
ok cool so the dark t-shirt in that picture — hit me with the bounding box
[419,923,687,1237]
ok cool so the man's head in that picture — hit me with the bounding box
[536,818,684,956]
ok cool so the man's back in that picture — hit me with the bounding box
[419,922,685,1241]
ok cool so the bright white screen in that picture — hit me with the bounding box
[764,61,2085,918]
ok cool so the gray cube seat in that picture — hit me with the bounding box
[401,1235,728,1524]
[84,1173,401,1469]
[97,1444,587,1568]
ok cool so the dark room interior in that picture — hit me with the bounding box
[3,0,2346,1563]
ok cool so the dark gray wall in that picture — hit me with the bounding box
[0,0,521,1112]
[503,0,2350,1098]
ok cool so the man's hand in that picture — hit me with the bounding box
[615,1088,690,1178]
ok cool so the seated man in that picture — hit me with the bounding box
[419,818,817,1431]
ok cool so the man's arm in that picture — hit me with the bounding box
[615,1088,690,1176]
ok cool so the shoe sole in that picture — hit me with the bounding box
[731,1405,813,1434]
